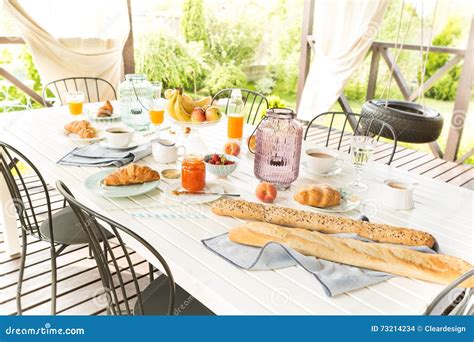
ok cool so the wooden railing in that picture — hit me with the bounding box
[297,0,474,163]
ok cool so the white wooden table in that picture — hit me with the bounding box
[0,105,472,315]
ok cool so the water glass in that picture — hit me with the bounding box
[347,135,376,192]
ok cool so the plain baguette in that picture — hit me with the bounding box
[212,199,436,248]
[229,222,473,287]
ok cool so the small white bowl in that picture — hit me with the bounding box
[204,154,238,178]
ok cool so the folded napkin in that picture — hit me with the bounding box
[202,232,435,297]
[57,143,151,167]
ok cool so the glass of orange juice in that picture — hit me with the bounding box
[227,113,244,139]
[149,99,165,136]
[65,91,85,116]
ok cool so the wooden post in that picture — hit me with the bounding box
[0,67,44,105]
[444,17,474,162]
[122,0,135,75]
[366,46,380,101]
[296,0,315,110]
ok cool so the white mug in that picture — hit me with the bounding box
[304,147,342,174]
[382,179,415,210]
[105,127,134,148]
[152,139,186,164]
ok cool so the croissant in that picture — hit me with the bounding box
[103,163,160,186]
[64,120,91,134]
[97,100,113,117]
[294,184,341,208]
[78,128,96,139]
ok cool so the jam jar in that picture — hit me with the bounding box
[181,155,206,191]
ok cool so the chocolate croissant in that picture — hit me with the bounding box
[294,184,341,208]
[103,164,160,186]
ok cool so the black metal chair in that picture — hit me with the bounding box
[42,77,117,107]
[424,269,472,315]
[304,112,398,165]
[211,88,268,125]
[0,142,112,315]
[56,180,214,316]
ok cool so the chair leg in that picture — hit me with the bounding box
[148,263,155,281]
[50,242,58,315]
[16,230,28,316]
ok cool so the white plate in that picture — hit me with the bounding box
[84,169,160,198]
[85,108,121,121]
[294,190,360,213]
[60,128,105,144]
[301,161,342,177]
[99,140,139,150]
[164,181,225,204]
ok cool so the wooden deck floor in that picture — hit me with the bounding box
[0,132,472,316]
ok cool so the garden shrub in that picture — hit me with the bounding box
[204,63,247,95]
[422,18,462,101]
[181,0,207,43]
[136,32,206,91]
[255,77,275,95]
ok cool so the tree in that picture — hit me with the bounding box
[181,0,207,43]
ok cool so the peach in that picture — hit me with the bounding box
[191,107,206,122]
[224,142,240,156]
[255,182,277,203]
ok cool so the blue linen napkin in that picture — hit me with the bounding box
[202,232,435,297]
[57,143,152,167]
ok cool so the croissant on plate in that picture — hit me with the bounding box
[97,101,113,117]
[294,184,341,208]
[103,163,161,186]
[64,120,96,139]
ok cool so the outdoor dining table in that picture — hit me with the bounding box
[0,104,472,315]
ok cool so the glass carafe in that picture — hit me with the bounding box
[253,108,303,189]
[118,74,153,130]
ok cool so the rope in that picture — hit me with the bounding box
[418,0,438,111]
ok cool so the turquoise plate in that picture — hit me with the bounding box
[84,169,160,198]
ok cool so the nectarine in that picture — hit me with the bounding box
[255,182,277,203]
[224,142,240,156]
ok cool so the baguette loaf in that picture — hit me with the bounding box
[212,199,436,248]
[229,222,473,287]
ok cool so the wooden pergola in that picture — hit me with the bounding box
[296,0,474,163]
[0,0,473,162]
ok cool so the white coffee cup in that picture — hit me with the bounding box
[152,139,186,164]
[304,147,342,174]
[105,127,134,148]
[382,179,414,210]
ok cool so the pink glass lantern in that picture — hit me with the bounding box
[252,108,303,189]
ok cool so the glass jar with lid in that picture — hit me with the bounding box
[118,74,153,130]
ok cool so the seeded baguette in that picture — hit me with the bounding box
[229,222,473,287]
[212,199,436,248]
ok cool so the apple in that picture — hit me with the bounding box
[191,107,206,122]
[224,142,240,156]
[255,182,277,203]
[205,106,222,122]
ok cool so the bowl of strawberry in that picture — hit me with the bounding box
[204,153,238,178]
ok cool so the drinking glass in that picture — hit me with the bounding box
[151,82,162,99]
[65,91,85,116]
[149,99,165,137]
[347,135,376,192]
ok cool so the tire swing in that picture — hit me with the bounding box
[361,0,443,144]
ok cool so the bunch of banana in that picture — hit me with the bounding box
[165,88,212,122]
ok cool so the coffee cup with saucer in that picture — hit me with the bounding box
[303,147,343,176]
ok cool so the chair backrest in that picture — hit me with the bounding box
[55,180,176,316]
[424,269,473,315]
[303,112,398,165]
[42,77,117,107]
[211,88,268,125]
[0,142,53,240]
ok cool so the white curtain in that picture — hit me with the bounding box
[3,0,130,100]
[298,0,389,120]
